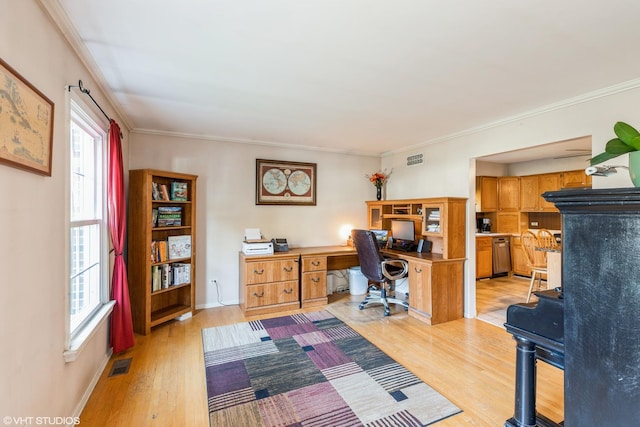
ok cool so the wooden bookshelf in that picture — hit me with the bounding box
[128,169,197,335]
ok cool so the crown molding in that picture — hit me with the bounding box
[383,77,640,157]
[132,128,381,158]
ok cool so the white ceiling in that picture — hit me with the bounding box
[49,0,640,158]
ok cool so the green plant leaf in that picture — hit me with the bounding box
[614,122,640,149]
[590,150,623,166]
[606,138,637,154]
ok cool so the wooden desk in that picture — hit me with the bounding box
[239,245,466,324]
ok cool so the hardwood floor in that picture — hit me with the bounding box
[79,287,563,426]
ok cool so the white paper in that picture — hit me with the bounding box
[244,228,262,241]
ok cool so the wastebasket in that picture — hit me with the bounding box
[349,267,369,295]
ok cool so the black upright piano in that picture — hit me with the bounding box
[504,289,564,427]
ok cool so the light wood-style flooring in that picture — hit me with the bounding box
[79,280,563,426]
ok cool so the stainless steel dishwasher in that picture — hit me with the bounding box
[492,236,511,277]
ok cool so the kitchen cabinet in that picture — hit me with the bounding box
[496,212,520,234]
[476,236,493,278]
[475,176,498,212]
[510,235,531,276]
[498,176,520,211]
[561,169,592,188]
[520,173,561,212]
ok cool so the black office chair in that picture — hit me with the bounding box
[351,229,409,316]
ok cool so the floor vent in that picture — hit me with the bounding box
[406,153,424,166]
[108,358,132,377]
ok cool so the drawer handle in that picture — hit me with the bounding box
[253,291,264,297]
[283,266,293,272]
[414,267,422,273]
[283,288,293,294]
[311,260,321,266]
[253,269,264,275]
[311,277,320,283]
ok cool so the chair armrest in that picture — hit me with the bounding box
[381,259,408,281]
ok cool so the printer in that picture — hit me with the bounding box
[241,228,274,255]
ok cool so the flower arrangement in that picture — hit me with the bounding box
[366,169,391,188]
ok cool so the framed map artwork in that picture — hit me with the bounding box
[0,58,54,176]
[256,159,317,205]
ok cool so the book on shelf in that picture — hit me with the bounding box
[151,265,161,292]
[172,262,191,285]
[152,181,161,200]
[152,240,169,262]
[161,264,172,289]
[156,206,182,227]
[160,184,171,201]
[168,235,192,259]
[171,182,188,201]
[152,208,158,228]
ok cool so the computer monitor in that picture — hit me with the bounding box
[391,219,415,243]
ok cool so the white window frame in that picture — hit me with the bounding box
[64,94,114,362]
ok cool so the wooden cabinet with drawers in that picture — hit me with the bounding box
[239,252,300,315]
[300,255,328,308]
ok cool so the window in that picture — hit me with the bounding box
[69,100,108,338]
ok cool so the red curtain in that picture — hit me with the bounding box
[108,120,135,353]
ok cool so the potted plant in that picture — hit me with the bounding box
[590,121,640,186]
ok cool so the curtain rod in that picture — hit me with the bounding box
[68,80,112,122]
[68,80,123,139]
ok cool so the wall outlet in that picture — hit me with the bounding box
[531,221,539,226]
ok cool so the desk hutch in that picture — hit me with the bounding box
[239,197,466,325]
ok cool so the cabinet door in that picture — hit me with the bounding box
[476,176,498,212]
[302,272,327,301]
[538,173,561,211]
[422,204,444,236]
[368,205,383,229]
[476,237,493,278]
[498,177,520,211]
[562,169,592,188]
[408,260,432,317]
[510,236,531,276]
[496,212,520,234]
[519,175,539,211]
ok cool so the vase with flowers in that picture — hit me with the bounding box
[366,169,391,200]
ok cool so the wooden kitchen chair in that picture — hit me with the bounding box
[537,229,558,249]
[520,231,548,303]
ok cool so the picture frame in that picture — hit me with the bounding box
[0,58,54,176]
[256,159,317,205]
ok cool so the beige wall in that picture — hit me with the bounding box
[382,84,640,317]
[129,132,380,307]
[1,0,129,420]
[5,0,640,420]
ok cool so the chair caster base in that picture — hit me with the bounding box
[384,310,390,316]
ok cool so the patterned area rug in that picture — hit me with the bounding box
[202,311,461,426]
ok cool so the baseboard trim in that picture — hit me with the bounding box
[69,348,113,425]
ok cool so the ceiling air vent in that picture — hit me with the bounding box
[406,153,424,166]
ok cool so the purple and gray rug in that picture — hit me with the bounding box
[202,310,461,426]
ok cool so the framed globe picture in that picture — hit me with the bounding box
[256,159,317,205]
